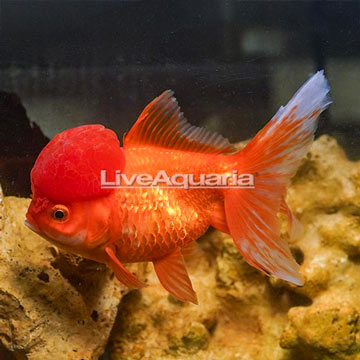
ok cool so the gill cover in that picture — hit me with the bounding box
[31,125,124,203]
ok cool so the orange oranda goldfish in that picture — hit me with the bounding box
[25,71,331,304]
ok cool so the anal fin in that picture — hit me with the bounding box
[181,241,203,261]
[153,248,198,304]
[211,201,230,234]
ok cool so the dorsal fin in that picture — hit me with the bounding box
[123,90,236,154]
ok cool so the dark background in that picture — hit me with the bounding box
[2,1,359,67]
[0,0,359,196]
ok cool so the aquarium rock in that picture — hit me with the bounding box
[0,189,125,360]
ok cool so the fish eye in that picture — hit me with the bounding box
[51,205,69,222]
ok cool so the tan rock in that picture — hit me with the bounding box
[277,136,360,360]
[281,304,360,359]
[0,187,125,360]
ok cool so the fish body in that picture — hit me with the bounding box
[109,148,225,262]
[26,71,331,303]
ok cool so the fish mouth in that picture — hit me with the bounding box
[24,214,49,241]
[25,219,41,234]
[25,211,42,235]
[24,215,80,250]
[24,219,62,247]
[25,210,42,235]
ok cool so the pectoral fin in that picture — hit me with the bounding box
[153,248,198,304]
[105,246,146,289]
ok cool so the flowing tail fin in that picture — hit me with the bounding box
[224,71,331,285]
